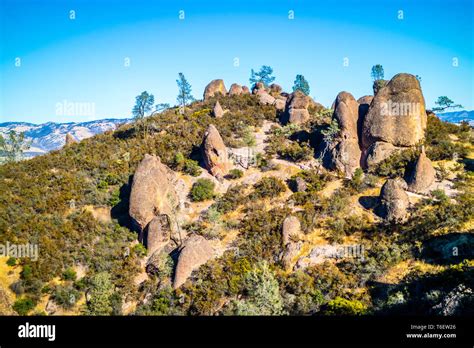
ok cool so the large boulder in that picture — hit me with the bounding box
[274,98,286,111]
[281,216,303,271]
[269,83,282,96]
[379,178,409,222]
[364,142,400,169]
[357,95,373,120]
[362,74,426,149]
[241,86,250,95]
[203,79,227,100]
[252,82,265,95]
[202,124,231,178]
[65,133,77,145]
[173,235,215,288]
[326,91,362,177]
[129,154,179,233]
[145,214,172,256]
[282,216,302,245]
[257,91,276,105]
[285,90,311,124]
[407,150,435,193]
[212,100,224,118]
[362,73,427,168]
[228,83,243,96]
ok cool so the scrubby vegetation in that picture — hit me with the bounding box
[0,92,472,316]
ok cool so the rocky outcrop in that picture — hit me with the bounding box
[281,216,303,270]
[213,100,224,118]
[228,83,243,96]
[202,124,231,178]
[274,98,286,111]
[406,150,435,193]
[285,90,311,124]
[362,74,426,169]
[364,142,399,169]
[252,82,265,95]
[65,133,77,145]
[203,79,227,100]
[326,92,362,177]
[357,95,373,120]
[379,178,409,222]
[129,154,179,233]
[145,214,172,256]
[295,176,307,192]
[269,83,282,96]
[173,235,215,288]
[241,86,250,94]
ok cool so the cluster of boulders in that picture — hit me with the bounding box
[128,154,217,289]
[127,72,440,289]
[325,73,431,178]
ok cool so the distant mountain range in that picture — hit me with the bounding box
[436,110,474,126]
[0,118,131,157]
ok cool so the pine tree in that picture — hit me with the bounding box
[292,74,310,95]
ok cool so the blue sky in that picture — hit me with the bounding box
[0,0,473,123]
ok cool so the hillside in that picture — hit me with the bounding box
[0,76,473,316]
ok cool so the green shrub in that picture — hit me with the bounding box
[278,141,313,162]
[190,178,215,201]
[52,285,80,309]
[227,169,244,180]
[174,152,202,176]
[324,297,367,315]
[212,184,249,214]
[13,297,36,315]
[373,148,419,177]
[251,177,286,199]
[61,267,77,281]
[6,257,17,267]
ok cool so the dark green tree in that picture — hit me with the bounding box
[292,74,310,95]
[432,96,463,112]
[249,65,275,88]
[132,91,155,138]
[176,72,195,110]
[370,64,384,81]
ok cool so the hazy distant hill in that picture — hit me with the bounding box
[0,118,132,157]
[436,110,474,126]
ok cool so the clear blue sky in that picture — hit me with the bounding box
[0,0,473,123]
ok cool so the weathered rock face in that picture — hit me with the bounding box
[269,83,282,96]
[363,74,426,149]
[65,133,77,145]
[281,216,303,271]
[257,91,276,106]
[202,124,231,178]
[364,142,399,169]
[282,216,301,245]
[285,90,311,124]
[146,214,172,256]
[213,100,224,118]
[241,86,250,94]
[203,79,227,100]
[173,235,214,288]
[228,83,243,96]
[295,176,307,192]
[379,178,409,222]
[357,95,373,120]
[326,91,362,177]
[274,98,286,111]
[252,82,265,95]
[129,154,179,232]
[407,151,435,193]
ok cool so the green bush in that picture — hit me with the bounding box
[61,267,77,281]
[190,178,215,201]
[251,177,286,199]
[13,297,36,315]
[227,169,244,180]
[278,141,313,162]
[174,152,202,176]
[324,297,367,315]
[52,285,80,309]
[6,257,17,267]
